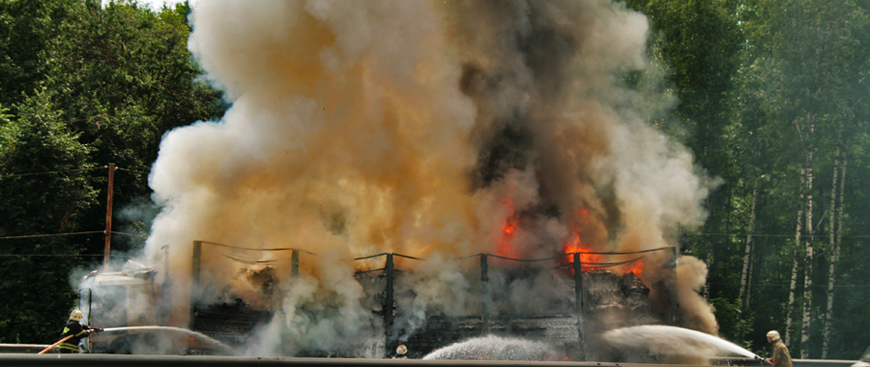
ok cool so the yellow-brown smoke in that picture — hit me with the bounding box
[142,0,718,355]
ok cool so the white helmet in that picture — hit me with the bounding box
[396,344,407,355]
[69,310,83,321]
[766,330,781,341]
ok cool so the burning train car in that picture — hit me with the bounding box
[348,246,679,359]
[79,239,678,359]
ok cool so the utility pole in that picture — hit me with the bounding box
[103,163,115,268]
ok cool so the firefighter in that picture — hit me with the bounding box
[59,310,100,353]
[394,344,408,359]
[763,330,793,367]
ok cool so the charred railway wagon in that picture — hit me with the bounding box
[358,267,667,359]
[81,242,677,357]
[348,249,677,359]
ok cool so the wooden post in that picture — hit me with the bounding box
[160,245,172,326]
[291,250,299,278]
[87,289,93,326]
[191,241,202,331]
[480,254,490,334]
[103,163,115,267]
[573,253,584,343]
[86,289,93,351]
[384,253,395,355]
[666,246,679,325]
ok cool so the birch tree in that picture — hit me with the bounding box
[785,185,802,347]
[799,129,814,358]
[739,174,767,310]
[821,125,845,358]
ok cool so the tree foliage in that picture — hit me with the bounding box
[626,0,870,358]
[0,0,76,110]
[0,0,224,344]
[0,91,97,343]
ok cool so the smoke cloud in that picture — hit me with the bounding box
[141,0,717,356]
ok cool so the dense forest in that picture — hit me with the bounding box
[1,0,868,360]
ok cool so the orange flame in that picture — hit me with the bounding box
[559,208,644,276]
[622,258,645,276]
[561,234,603,264]
[493,203,646,276]
[560,208,601,274]
[496,200,520,258]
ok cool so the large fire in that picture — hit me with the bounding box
[562,234,604,265]
[562,209,603,265]
[493,205,646,277]
[561,232,646,276]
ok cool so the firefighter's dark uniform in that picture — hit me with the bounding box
[769,340,793,367]
[59,320,91,353]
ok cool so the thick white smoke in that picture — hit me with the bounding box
[142,0,717,356]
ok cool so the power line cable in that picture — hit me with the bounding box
[0,253,132,258]
[0,166,107,179]
[0,165,148,179]
[689,232,870,238]
[708,282,870,288]
[0,231,105,240]
[113,231,147,238]
[116,167,148,175]
[0,230,145,240]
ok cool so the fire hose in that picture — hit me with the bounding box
[37,335,73,355]
[37,327,103,355]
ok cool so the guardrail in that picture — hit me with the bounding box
[713,358,855,367]
[0,354,860,367]
[0,345,52,354]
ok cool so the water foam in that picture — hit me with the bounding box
[602,325,758,359]
[422,335,558,360]
[101,326,236,355]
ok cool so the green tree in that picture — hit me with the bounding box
[0,90,98,344]
[626,0,870,358]
[1,0,225,343]
[39,0,225,255]
[623,0,749,341]
[0,0,75,110]
[736,0,870,357]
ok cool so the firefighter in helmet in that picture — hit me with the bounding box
[763,330,793,367]
[59,310,100,353]
[394,344,408,359]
